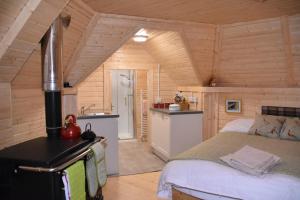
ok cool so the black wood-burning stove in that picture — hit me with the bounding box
[0,136,103,200]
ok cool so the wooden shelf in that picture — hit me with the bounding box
[178,86,300,95]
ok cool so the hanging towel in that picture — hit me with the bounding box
[91,142,107,187]
[86,154,99,197]
[64,160,86,200]
[62,174,71,200]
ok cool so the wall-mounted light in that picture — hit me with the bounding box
[133,29,148,43]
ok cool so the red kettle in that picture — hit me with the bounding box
[61,114,81,139]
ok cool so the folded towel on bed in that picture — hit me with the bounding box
[221,145,280,176]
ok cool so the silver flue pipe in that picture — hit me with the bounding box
[41,15,70,137]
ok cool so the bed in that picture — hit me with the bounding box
[157,106,300,200]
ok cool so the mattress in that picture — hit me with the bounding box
[158,160,300,200]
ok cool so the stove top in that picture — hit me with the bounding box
[0,137,93,167]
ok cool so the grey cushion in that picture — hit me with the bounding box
[249,115,285,138]
[279,117,300,141]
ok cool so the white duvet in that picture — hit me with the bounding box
[158,160,300,200]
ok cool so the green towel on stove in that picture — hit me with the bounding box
[65,160,86,200]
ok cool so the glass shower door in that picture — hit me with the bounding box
[111,70,134,139]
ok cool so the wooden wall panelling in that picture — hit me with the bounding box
[212,25,222,81]
[217,17,290,87]
[152,66,178,103]
[10,88,45,146]
[0,83,12,132]
[181,25,216,85]
[1,45,45,149]
[179,30,203,85]
[66,16,140,86]
[62,0,95,71]
[103,68,112,113]
[11,48,41,89]
[288,14,300,86]
[63,13,98,81]
[97,13,216,33]
[145,31,199,86]
[77,66,104,114]
[0,0,70,82]
[0,0,40,60]
[104,42,157,70]
[280,16,296,86]
[0,0,28,41]
[217,91,300,129]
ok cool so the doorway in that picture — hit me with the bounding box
[111,70,135,140]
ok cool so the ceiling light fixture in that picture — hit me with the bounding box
[133,29,148,43]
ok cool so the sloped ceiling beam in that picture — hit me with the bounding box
[66,13,216,86]
[65,15,139,86]
[0,0,70,82]
[144,31,200,86]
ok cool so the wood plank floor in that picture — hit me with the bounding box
[102,172,164,200]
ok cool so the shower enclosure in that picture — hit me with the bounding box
[111,70,135,139]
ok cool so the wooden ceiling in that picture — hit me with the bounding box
[82,0,300,24]
[0,0,70,82]
[144,31,200,86]
[64,14,216,86]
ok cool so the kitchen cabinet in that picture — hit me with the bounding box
[77,114,119,175]
[150,108,203,161]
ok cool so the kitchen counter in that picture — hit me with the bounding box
[77,113,119,119]
[150,108,203,161]
[150,108,203,115]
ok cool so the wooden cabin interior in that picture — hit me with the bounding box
[0,0,300,200]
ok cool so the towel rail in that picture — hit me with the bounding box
[18,137,107,173]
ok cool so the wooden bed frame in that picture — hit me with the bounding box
[172,188,202,200]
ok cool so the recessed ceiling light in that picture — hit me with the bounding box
[133,35,148,42]
[133,28,148,43]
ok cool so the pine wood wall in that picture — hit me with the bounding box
[77,42,178,140]
[214,15,300,87]
[178,14,300,141]
[0,47,45,149]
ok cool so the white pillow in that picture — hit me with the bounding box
[220,119,254,133]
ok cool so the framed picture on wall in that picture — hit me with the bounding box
[225,99,241,113]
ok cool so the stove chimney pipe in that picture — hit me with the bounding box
[41,15,70,137]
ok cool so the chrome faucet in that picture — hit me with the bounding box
[80,106,85,115]
[80,104,96,115]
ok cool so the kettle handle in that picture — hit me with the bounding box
[65,114,76,123]
[85,122,92,132]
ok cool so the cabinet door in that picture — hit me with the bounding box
[151,112,170,159]
[169,114,202,157]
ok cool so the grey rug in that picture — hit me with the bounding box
[118,140,166,176]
